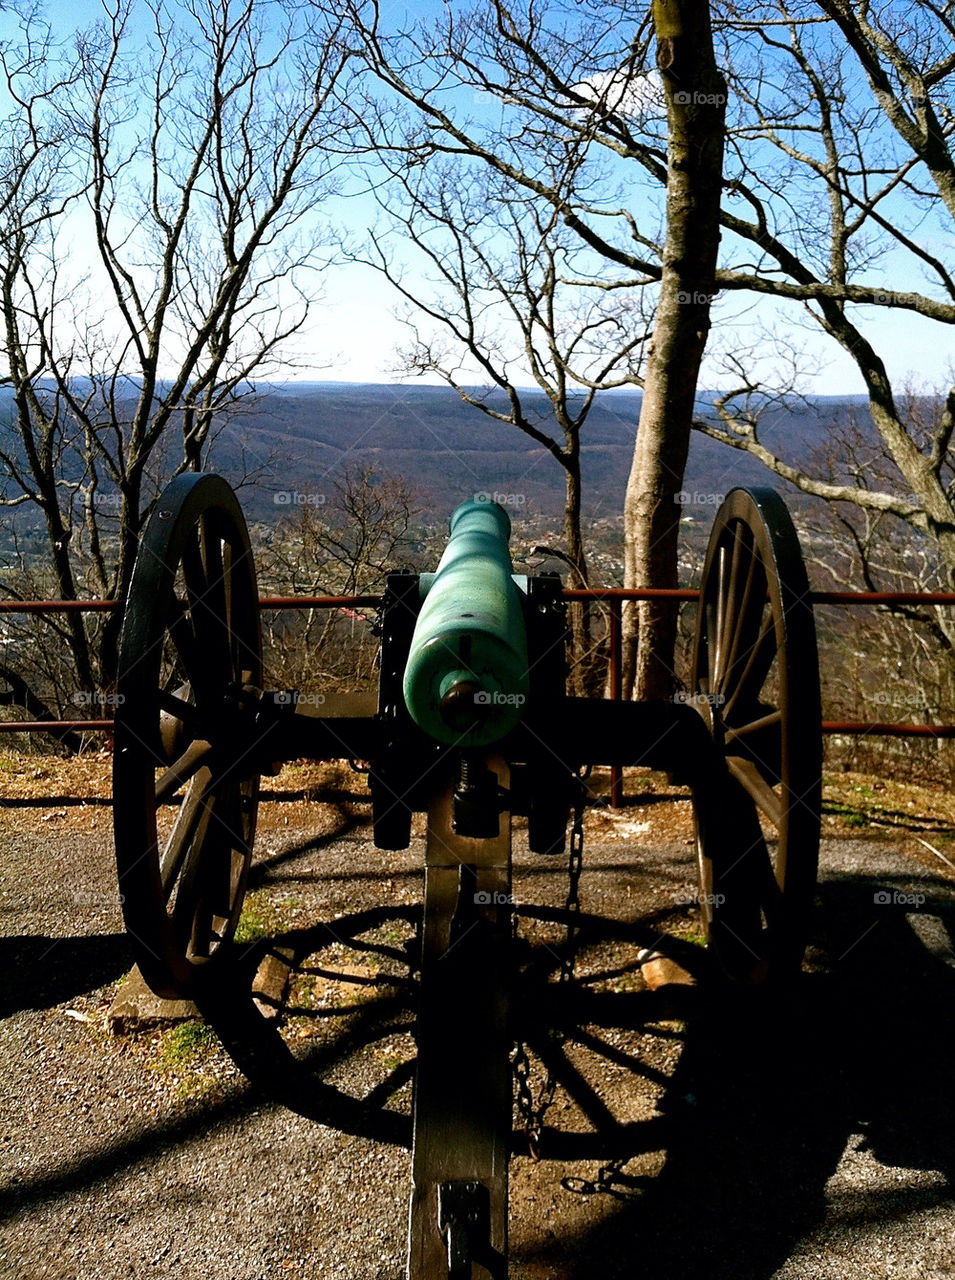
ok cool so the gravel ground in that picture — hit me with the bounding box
[2,773,955,1279]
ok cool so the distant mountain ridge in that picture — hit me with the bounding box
[0,381,867,523]
[210,383,859,520]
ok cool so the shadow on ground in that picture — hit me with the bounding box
[0,933,133,1017]
[539,876,955,1280]
[3,868,954,1280]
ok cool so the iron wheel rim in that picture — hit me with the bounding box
[691,487,821,982]
[113,473,262,997]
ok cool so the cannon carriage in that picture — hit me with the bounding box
[112,474,821,1279]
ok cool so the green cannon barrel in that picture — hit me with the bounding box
[402,499,529,747]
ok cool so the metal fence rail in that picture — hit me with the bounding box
[4,590,955,750]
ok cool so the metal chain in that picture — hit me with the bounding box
[513,770,587,1160]
[561,1157,633,1199]
[512,772,634,1195]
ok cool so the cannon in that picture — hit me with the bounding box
[112,476,821,1278]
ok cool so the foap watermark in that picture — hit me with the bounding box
[474,490,526,508]
[673,690,725,709]
[672,888,725,907]
[871,290,919,306]
[474,891,514,906]
[474,690,526,707]
[673,90,727,107]
[676,290,720,306]
[74,889,125,906]
[871,690,929,708]
[271,691,326,708]
[873,889,925,907]
[675,490,725,506]
[274,491,326,507]
[73,691,125,707]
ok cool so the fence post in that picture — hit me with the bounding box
[610,597,623,808]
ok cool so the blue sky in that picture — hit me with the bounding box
[297,253,951,395]
[3,0,952,398]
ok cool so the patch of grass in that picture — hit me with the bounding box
[234,902,271,943]
[155,1020,217,1069]
[610,972,642,993]
[146,1020,226,1099]
[233,890,304,944]
[288,971,322,1011]
[824,800,871,827]
[822,771,955,843]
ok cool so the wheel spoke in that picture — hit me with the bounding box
[206,784,247,918]
[724,708,782,742]
[166,597,206,693]
[170,786,219,937]
[718,547,762,696]
[722,609,776,719]
[199,515,232,673]
[726,756,783,828]
[159,766,215,897]
[175,782,247,956]
[158,688,198,723]
[222,538,236,665]
[226,559,261,682]
[713,544,729,684]
[155,738,213,804]
[714,528,744,687]
[725,709,783,784]
[181,529,208,618]
[754,842,784,914]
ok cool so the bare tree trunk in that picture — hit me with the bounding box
[563,455,597,695]
[99,474,145,689]
[623,0,726,699]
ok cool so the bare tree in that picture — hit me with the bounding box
[342,0,726,696]
[0,0,353,715]
[693,0,955,587]
[258,465,425,692]
[798,402,955,777]
[342,0,955,698]
[622,0,726,698]
[261,465,424,597]
[351,153,653,690]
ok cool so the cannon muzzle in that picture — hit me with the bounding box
[402,500,529,746]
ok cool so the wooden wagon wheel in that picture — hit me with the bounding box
[113,474,262,998]
[691,487,822,982]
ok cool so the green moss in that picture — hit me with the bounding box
[824,800,870,827]
[234,903,271,943]
[156,1020,217,1068]
[234,891,305,944]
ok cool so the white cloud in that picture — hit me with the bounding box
[569,69,665,119]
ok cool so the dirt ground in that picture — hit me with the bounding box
[2,757,955,1278]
